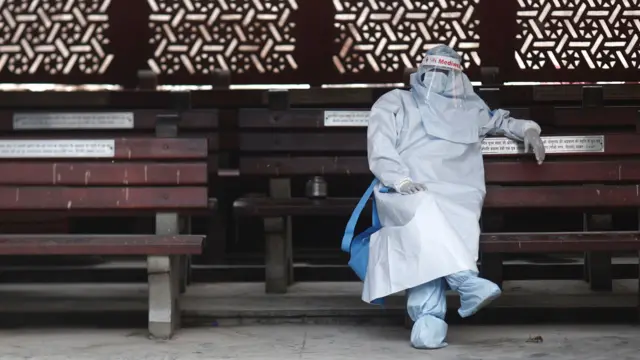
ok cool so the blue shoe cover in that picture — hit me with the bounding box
[407,278,448,349]
[446,271,502,318]
[410,315,448,349]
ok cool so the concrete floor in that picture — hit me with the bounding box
[0,280,639,359]
[1,324,639,360]
[0,280,637,317]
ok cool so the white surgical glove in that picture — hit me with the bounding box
[396,179,427,195]
[523,128,546,165]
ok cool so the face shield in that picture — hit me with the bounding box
[419,54,472,108]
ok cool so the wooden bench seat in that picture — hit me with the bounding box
[235,184,640,216]
[480,232,640,253]
[233,85,640,297]
[0,235,204,255]
[0,91,215,339]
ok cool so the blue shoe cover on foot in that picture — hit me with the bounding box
[445,271,502,318]
[410,315,448,349]
[407,278,448,349]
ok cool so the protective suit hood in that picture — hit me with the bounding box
[410,49,491,144]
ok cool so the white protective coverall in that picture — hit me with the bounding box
[364,45,545,349]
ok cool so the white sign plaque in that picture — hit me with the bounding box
[0,140,115,158]
[13,112,134,130]
[481,135,605,155]
[324,110,370,127]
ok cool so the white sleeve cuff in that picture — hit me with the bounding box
[523,121,542,135]
[393,178,412,191]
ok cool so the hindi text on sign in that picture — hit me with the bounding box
[323,111,371,127]
[481,135,604,155]
[0,140,116,158]
[13,112,134,130]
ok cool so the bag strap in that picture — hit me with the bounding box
[341,178,379,253]
[371,194,380,228]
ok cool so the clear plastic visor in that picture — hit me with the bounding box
[419,55,470,107]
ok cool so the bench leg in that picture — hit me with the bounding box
[264,178,294,294]
[264,216,292,293]
[403,291,412,329]
[178,215,192,294]
[479,213,504,288]
[638,251,640,322]
[481,253,503,289]
[177,255,190,294]
[147,255,180,339]
[586,252,613,291]
[584,214,613,291]
[185,255,193,286]
[583,251,591,283]
[150,212,181,338]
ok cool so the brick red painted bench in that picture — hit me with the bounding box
[0,94,211,339]
[233,86,640,297]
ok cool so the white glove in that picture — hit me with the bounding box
[396,180,427,195]
[523,128,546,165]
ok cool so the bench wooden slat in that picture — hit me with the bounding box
[532,84,640,102]
[553,107,640,126]
[0,199,216,217]
[0,134,219,151]
[0,110,219,130]
[0,91,192,109]
[0,235,204,255]
[0,162,207,185]
[484,185,640,208]
[240,156,640,183]
[240,156,365,175]
[0,138,207,159]
[484,160,640,183]
[234,197,359,216]
[480,231,640,252]
[238,133,640,154]
[239,133,366,151]
[502,84,640,103]
[110,138,208,159]
[234,185,640,216]
[2,86,638,109]
[0,187,208,210]
[238,107,639,129]
[239,109,317,128]
[199,85,640,107]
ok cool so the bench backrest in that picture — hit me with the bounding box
[236,86,640,208]
[0,91,213,214]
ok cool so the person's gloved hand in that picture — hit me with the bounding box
[523,128,546,165]
[396,180,427,195]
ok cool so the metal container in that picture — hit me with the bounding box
[305,176,328,199]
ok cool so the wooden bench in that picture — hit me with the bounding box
[233,85,640,297]
[0,88,220,276]
[476,84,640,292]
[233,88,385,293]
[0,90,213,339]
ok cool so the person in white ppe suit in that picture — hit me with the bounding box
[365,45,546,349]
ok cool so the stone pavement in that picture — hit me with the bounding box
[0,324,639,360]
[0,280,637,320]
[0,280,639,359]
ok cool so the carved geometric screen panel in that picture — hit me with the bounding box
[147,0,298,75]
[0,0,114,75]
[516,0,640,70]
[333,0,481,74]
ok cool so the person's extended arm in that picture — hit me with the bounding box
[481,109,539,141]
[481,109,546,164]
[367,92,426,194]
